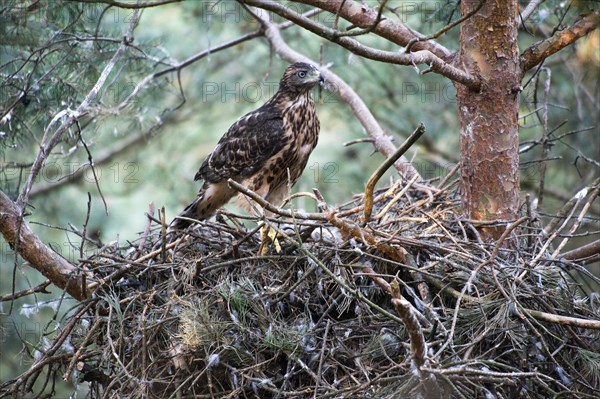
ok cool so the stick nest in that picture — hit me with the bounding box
[5,180,600,399]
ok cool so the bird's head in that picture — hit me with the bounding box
[279,62,324,93]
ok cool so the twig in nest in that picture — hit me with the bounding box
[523,308,600,330]
[86,238,182,291]
[328,213,407,263]
[389,280,437,394]
[560,239,600,264]
[160,206,167,263]
[313,319,331,399]
[488,216,530,304]
[137,202,155,256]
[360,264,431,329]
[80,192,92,259]
[281,191,319,209]
[437,162,459,190]
[436,216,528,359]
[62,317,103,381]
[337,182,400,218]
[363,123,426,222]
[523,186,589,277]
[275,228,405,324]
[374,174,420,220]
[541,185,587,238]
[551,180,600,257]
[227,179,329,221]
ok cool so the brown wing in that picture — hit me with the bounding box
[195,106,289,183]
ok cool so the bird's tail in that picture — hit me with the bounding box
[170,181,235,231]
[170,194,205,231]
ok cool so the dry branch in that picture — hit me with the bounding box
[227,179,329,221]
[560,239,600,264]
[242,0,481,90]
[292,0,452,59]
[519,0,546,26]
[520,9,600,72]
[0,191,91,301]
[363,123,425,222]
[523,308,600,330]
[390,283,429,372]
[0,280,51,302]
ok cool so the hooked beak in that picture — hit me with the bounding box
[309,68,323,85]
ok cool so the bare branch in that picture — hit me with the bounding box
[0,280,51,302]
[520,10,600,73]
[518,0,546,27]
[227,179,329,221]
[390,291,428,370]
[0,190,91,301]
[330,0,388,38]
[560,239,600,265]
[405,0,485,53]
[363,123,426,222]
[523,308,600,331]
[241,0,480,90]
[114,31,263,111]
[425,272,600,331]
[291,0,452,59]
[551,181,600,257]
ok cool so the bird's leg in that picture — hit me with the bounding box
[257,220,282,255]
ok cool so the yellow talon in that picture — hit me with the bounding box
[258,223,282,255]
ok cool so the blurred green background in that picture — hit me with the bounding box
[1,0,598,396]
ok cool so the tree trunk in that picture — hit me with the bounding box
[455,0,520,240]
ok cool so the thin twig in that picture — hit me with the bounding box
[551,180,600,257]
[160,206,167,264]
[313,319,331,399]
[404,0,485,53]
[333,0,388,38]
[519,0,546,27]
[137,202,156,256]
[80,193,92,259]
[363,123,425,222]
[227,179,329,221]
[242,0,481,90]
[0,280,51,302]
[536,68,552,207]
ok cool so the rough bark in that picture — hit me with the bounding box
[0,190,91,301]
[455,0,521,240]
